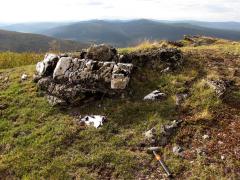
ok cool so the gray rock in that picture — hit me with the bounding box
[35,53,133,105]
[111,63,133,89]
[196,147,206,156]
[21,74,28,81]
[176,93,188,106]
[46,95,66,106]
[118,48,183,68]
[36,53,59,76]
[158,120,182,146]
[206,79,227,97]
[144,128,156,139]
[86,44,118,62]
[32,74,42,83]
[202,134,210,140]
[79,115,106,128]
[172,145,183,156]
[53,57,72,81]
[143,90,167,101]
[161,67,170,73]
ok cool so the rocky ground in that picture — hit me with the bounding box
[0,36,239,179]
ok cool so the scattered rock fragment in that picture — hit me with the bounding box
[143,90,167,101]
[144,128,156,139]
[46,95,66,106]
[79,115,106,128]
[158,120,182,146]
[161,67,170,73]
[21,74,28,81]
[175,93,188,106]
[144,128,157,144]
[172,145,183,156]
[196,147,206,156]
[202,134,210,140]
[183,35,217,46]
[206,79,227,97]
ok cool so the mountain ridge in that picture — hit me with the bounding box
[0,29,88,52]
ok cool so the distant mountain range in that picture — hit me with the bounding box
[0,19,240,51]
[40,19,240,46]
[154,20,240,31]
[0,29,88,52]
[0,22,72,33]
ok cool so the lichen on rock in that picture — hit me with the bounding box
[34,44,183,106]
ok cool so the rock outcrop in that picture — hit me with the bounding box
[119,48,183,68]
[35,45,134,106]
[34,44,183,106]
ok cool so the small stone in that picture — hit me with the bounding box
[218,141,224,145]
[46,95,66,106]
[143,90,167,101]
[79,115,106,128]
[202,134,210,140]
[206,79,227,98]
[21,74,28,81]
[172,145,183,156]
[144,128,156,139]
[221,155,225,160]
[161,67,170,73]
[176,93,188,106]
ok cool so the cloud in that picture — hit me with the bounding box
[86,1,105,6]
[0,0,239,22]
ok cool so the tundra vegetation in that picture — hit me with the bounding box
[0,36,239,179]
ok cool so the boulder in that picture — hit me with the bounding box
[143,90,166,101]
[86,44,118,62]
[36,53,59,76]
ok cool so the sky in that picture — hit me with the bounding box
[0,0,240,23]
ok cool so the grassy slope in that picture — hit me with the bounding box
[0,39,239,179]
[0,29,88,53]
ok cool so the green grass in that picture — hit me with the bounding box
[0,65,180,179]
[0,52,43,69]
[0,39,239,179]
